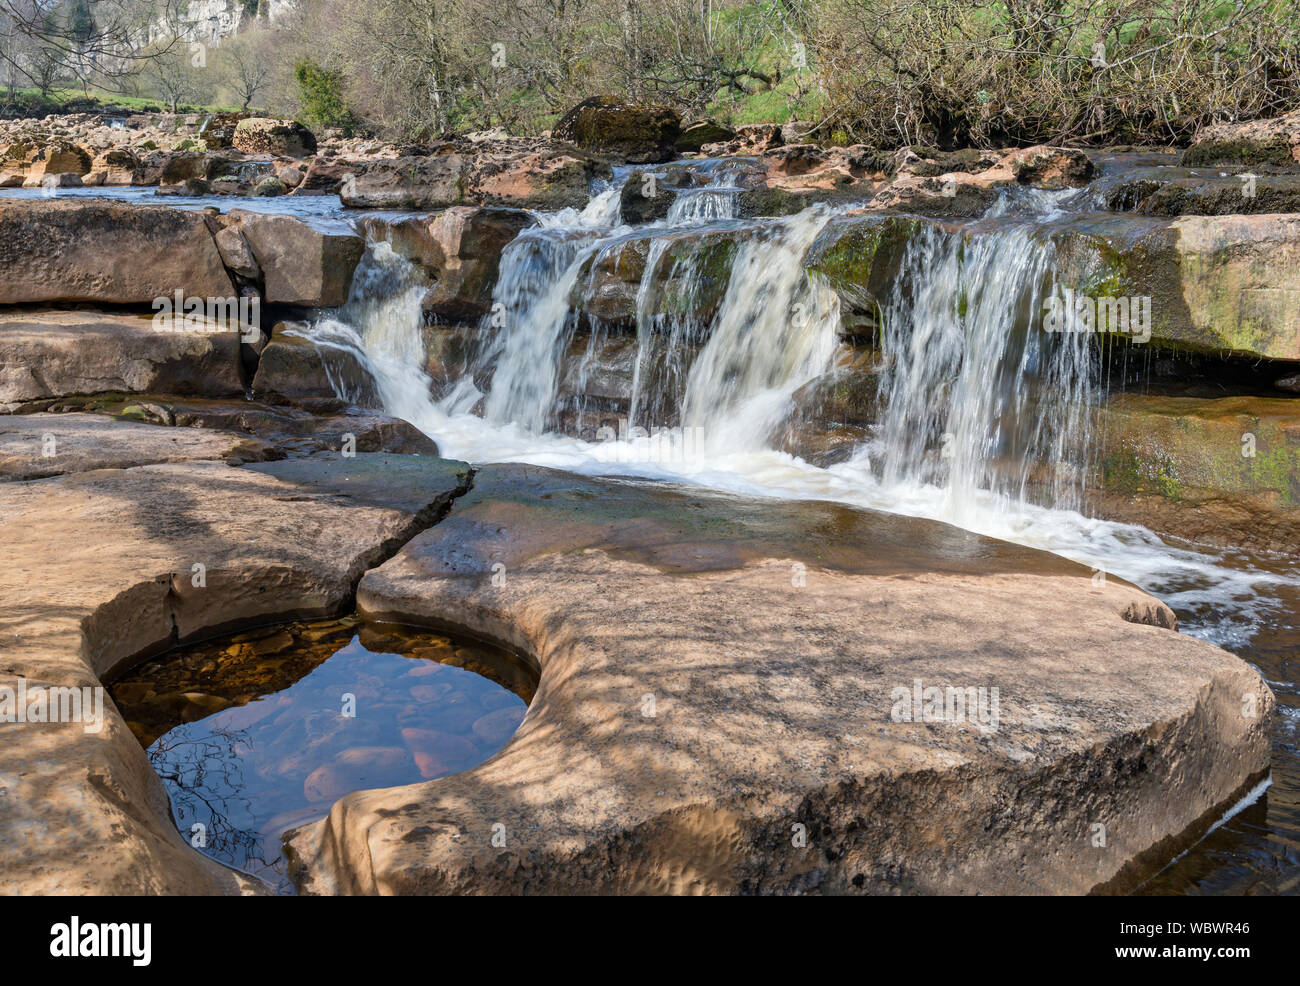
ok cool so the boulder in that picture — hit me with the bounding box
[286,464,1272,895]
[233,118,318,158]
[675,120,735,152]
[619,176,677,223]
[701,122,786,156]
[0,199,234,305]
[159,151,213,185]
[0,311,246,405]
[1006,145,1095,188]
[229,211,364,307]
[298,155,361,195]
[214,225,262,281]
[91,148,137,185]
[553,96,681,163]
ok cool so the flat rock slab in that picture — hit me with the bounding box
[0,199,233,305]
[288,464,1274,895]
[0,310,246,404]
[0,453,470,894]
[0,412,276,480]
[12,394,438,459]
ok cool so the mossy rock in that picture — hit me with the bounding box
[553,96,681,164]
[1096,393,1300,509]
[1181,136,1295,168]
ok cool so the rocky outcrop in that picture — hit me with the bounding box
[553,96,681,163]
[0,449,472,894]
[338,138,612,211]
[233,118,318,158]
[0,311,246,406]
[1183,108,1300,166]
[285,465,1272,895]
[1055,213,1300,359]
[227,211,364,307]
[0,199,234,305]
[1089,393,1300,552]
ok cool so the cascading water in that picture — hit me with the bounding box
[478,184,625,429]
[869,219,1098,526]
[679,207,841,453]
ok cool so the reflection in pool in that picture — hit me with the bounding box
[109,617,535,893]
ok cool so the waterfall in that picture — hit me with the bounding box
[309,178,1291,668]
[870,220,1099,524]
[680,207,841,453]
[294,242,441,433]
[478,183,627,429]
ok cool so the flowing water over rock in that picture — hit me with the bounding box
[110,617,534,894]
[309,165,1300,893]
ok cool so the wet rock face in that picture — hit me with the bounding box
[251,324,379,406]
[233,118,318,158]
[361,207,535,321]
[1101,169,1300,216]
[553,96,682,163]
[0,199,234,305]
[283,464,1272,896]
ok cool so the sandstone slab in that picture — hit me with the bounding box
[286,465,1272,895]
[0,199,234,305]
[0,452,471,894]
[0,311,246,404]
[0,412,275,480]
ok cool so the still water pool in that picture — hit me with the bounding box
[110,616,535,893]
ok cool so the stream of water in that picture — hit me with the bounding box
[307,167,1299,894]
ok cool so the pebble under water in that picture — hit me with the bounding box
[109,617,536,894]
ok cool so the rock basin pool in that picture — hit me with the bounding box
[109,616,537,894]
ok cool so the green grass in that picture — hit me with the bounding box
[2,87,243,116]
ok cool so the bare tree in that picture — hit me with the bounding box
[221,28,271,110]
[144,35,204,112]
[0,0,190,98]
